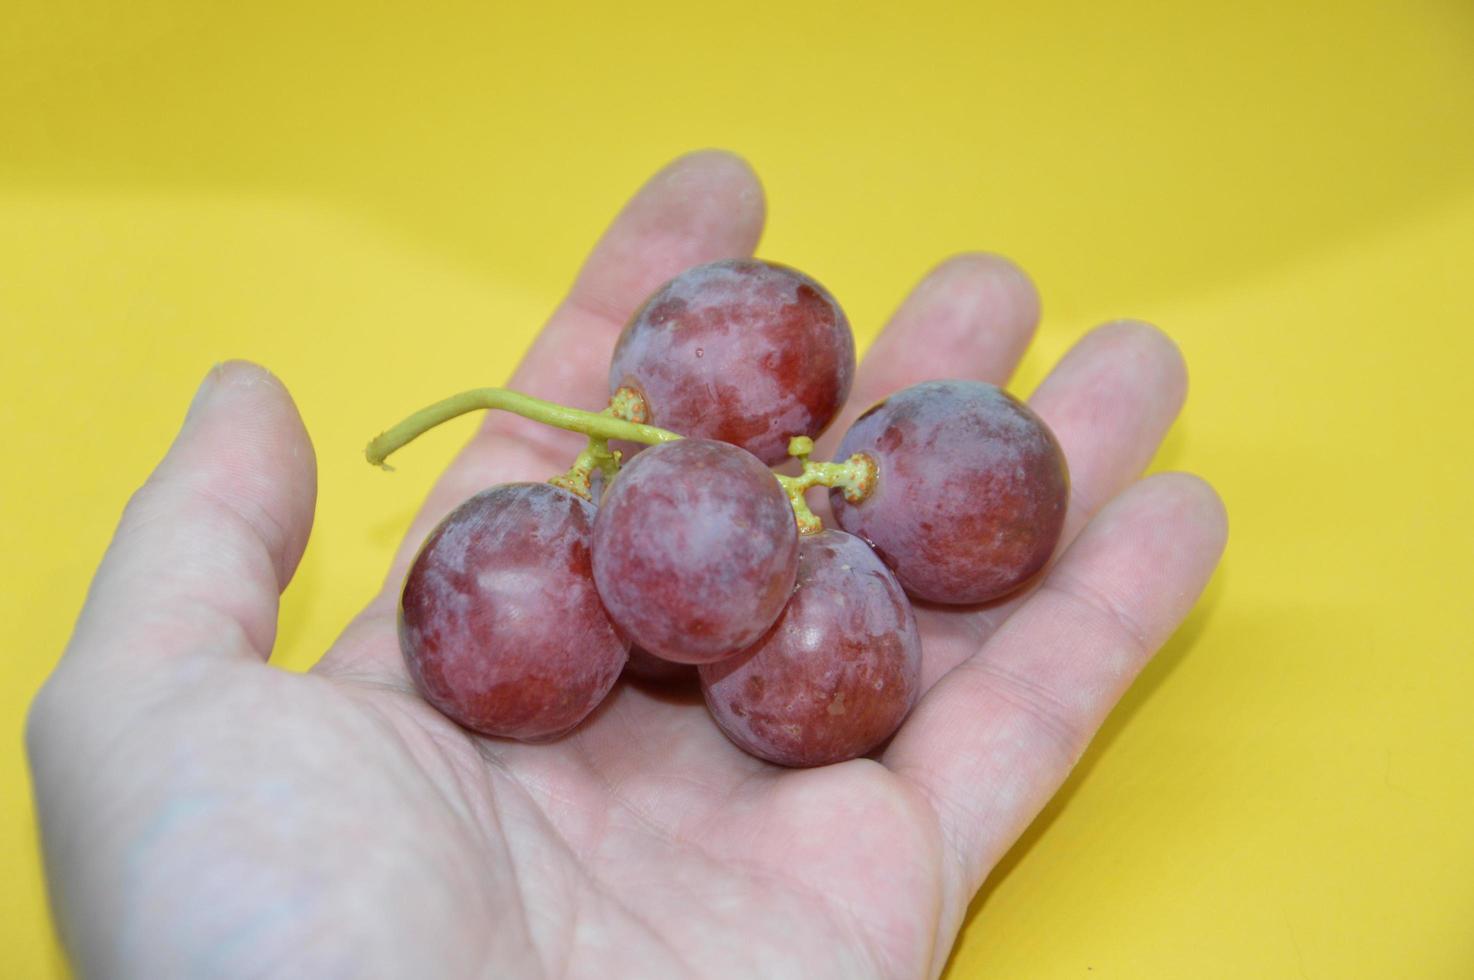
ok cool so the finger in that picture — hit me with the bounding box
[1031,320,1189,543]
[815,253,1039,461]
[62,361,317,668]
[513,149,768,408]
[884,473,1227,901]
[391,150,766,573]
[909,320,1190,690]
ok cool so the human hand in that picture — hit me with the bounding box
[26,151,1226,979]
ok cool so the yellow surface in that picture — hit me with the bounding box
[3,1,1472,975]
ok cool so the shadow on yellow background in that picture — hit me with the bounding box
[3,1,1472,976]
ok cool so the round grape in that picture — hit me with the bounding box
[399,483,628,741]
[700,530,922,768]
[608,259,855,464]
[830,380,1068,604]
[592,439,799,664]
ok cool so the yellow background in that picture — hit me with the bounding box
[4,1,1472,975]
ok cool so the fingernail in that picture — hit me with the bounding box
[187,363,224,419]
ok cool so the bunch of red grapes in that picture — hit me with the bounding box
[394,259,1069,768]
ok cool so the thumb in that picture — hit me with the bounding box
[66,361,317,668]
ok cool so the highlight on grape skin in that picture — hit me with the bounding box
[830,379,1069,605]
[700,530,922,767]
[591,439,799,664]
[399,483,629,741]
[608,259,856,465]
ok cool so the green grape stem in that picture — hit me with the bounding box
[366,388,876,532]
[365,387,682,472]
[548,384,652,499]
[774,436,878,535]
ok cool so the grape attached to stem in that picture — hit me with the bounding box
[609,259,856,465]
[700,530,922,767]
[592,439,799,664]
[830,380,1068,604]
[400,483,628,741]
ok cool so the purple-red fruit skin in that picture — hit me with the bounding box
[399,483,628,741]
[592,439,799,664]
[700,530,922,768]
[830,380,1069,604]
[608,259,855,465]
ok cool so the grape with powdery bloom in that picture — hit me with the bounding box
[609,259,855,465]
[592,438,798,665]
[368,256,1068,765]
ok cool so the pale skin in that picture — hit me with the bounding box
[26,151,1227,979]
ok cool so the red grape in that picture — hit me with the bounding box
[700,530,921,767]
[830,380,1068,604]
[592,439,798,664]
[608,259,855,464]
[399,483,627,741]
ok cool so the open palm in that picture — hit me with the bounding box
[27,152,1225,979]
